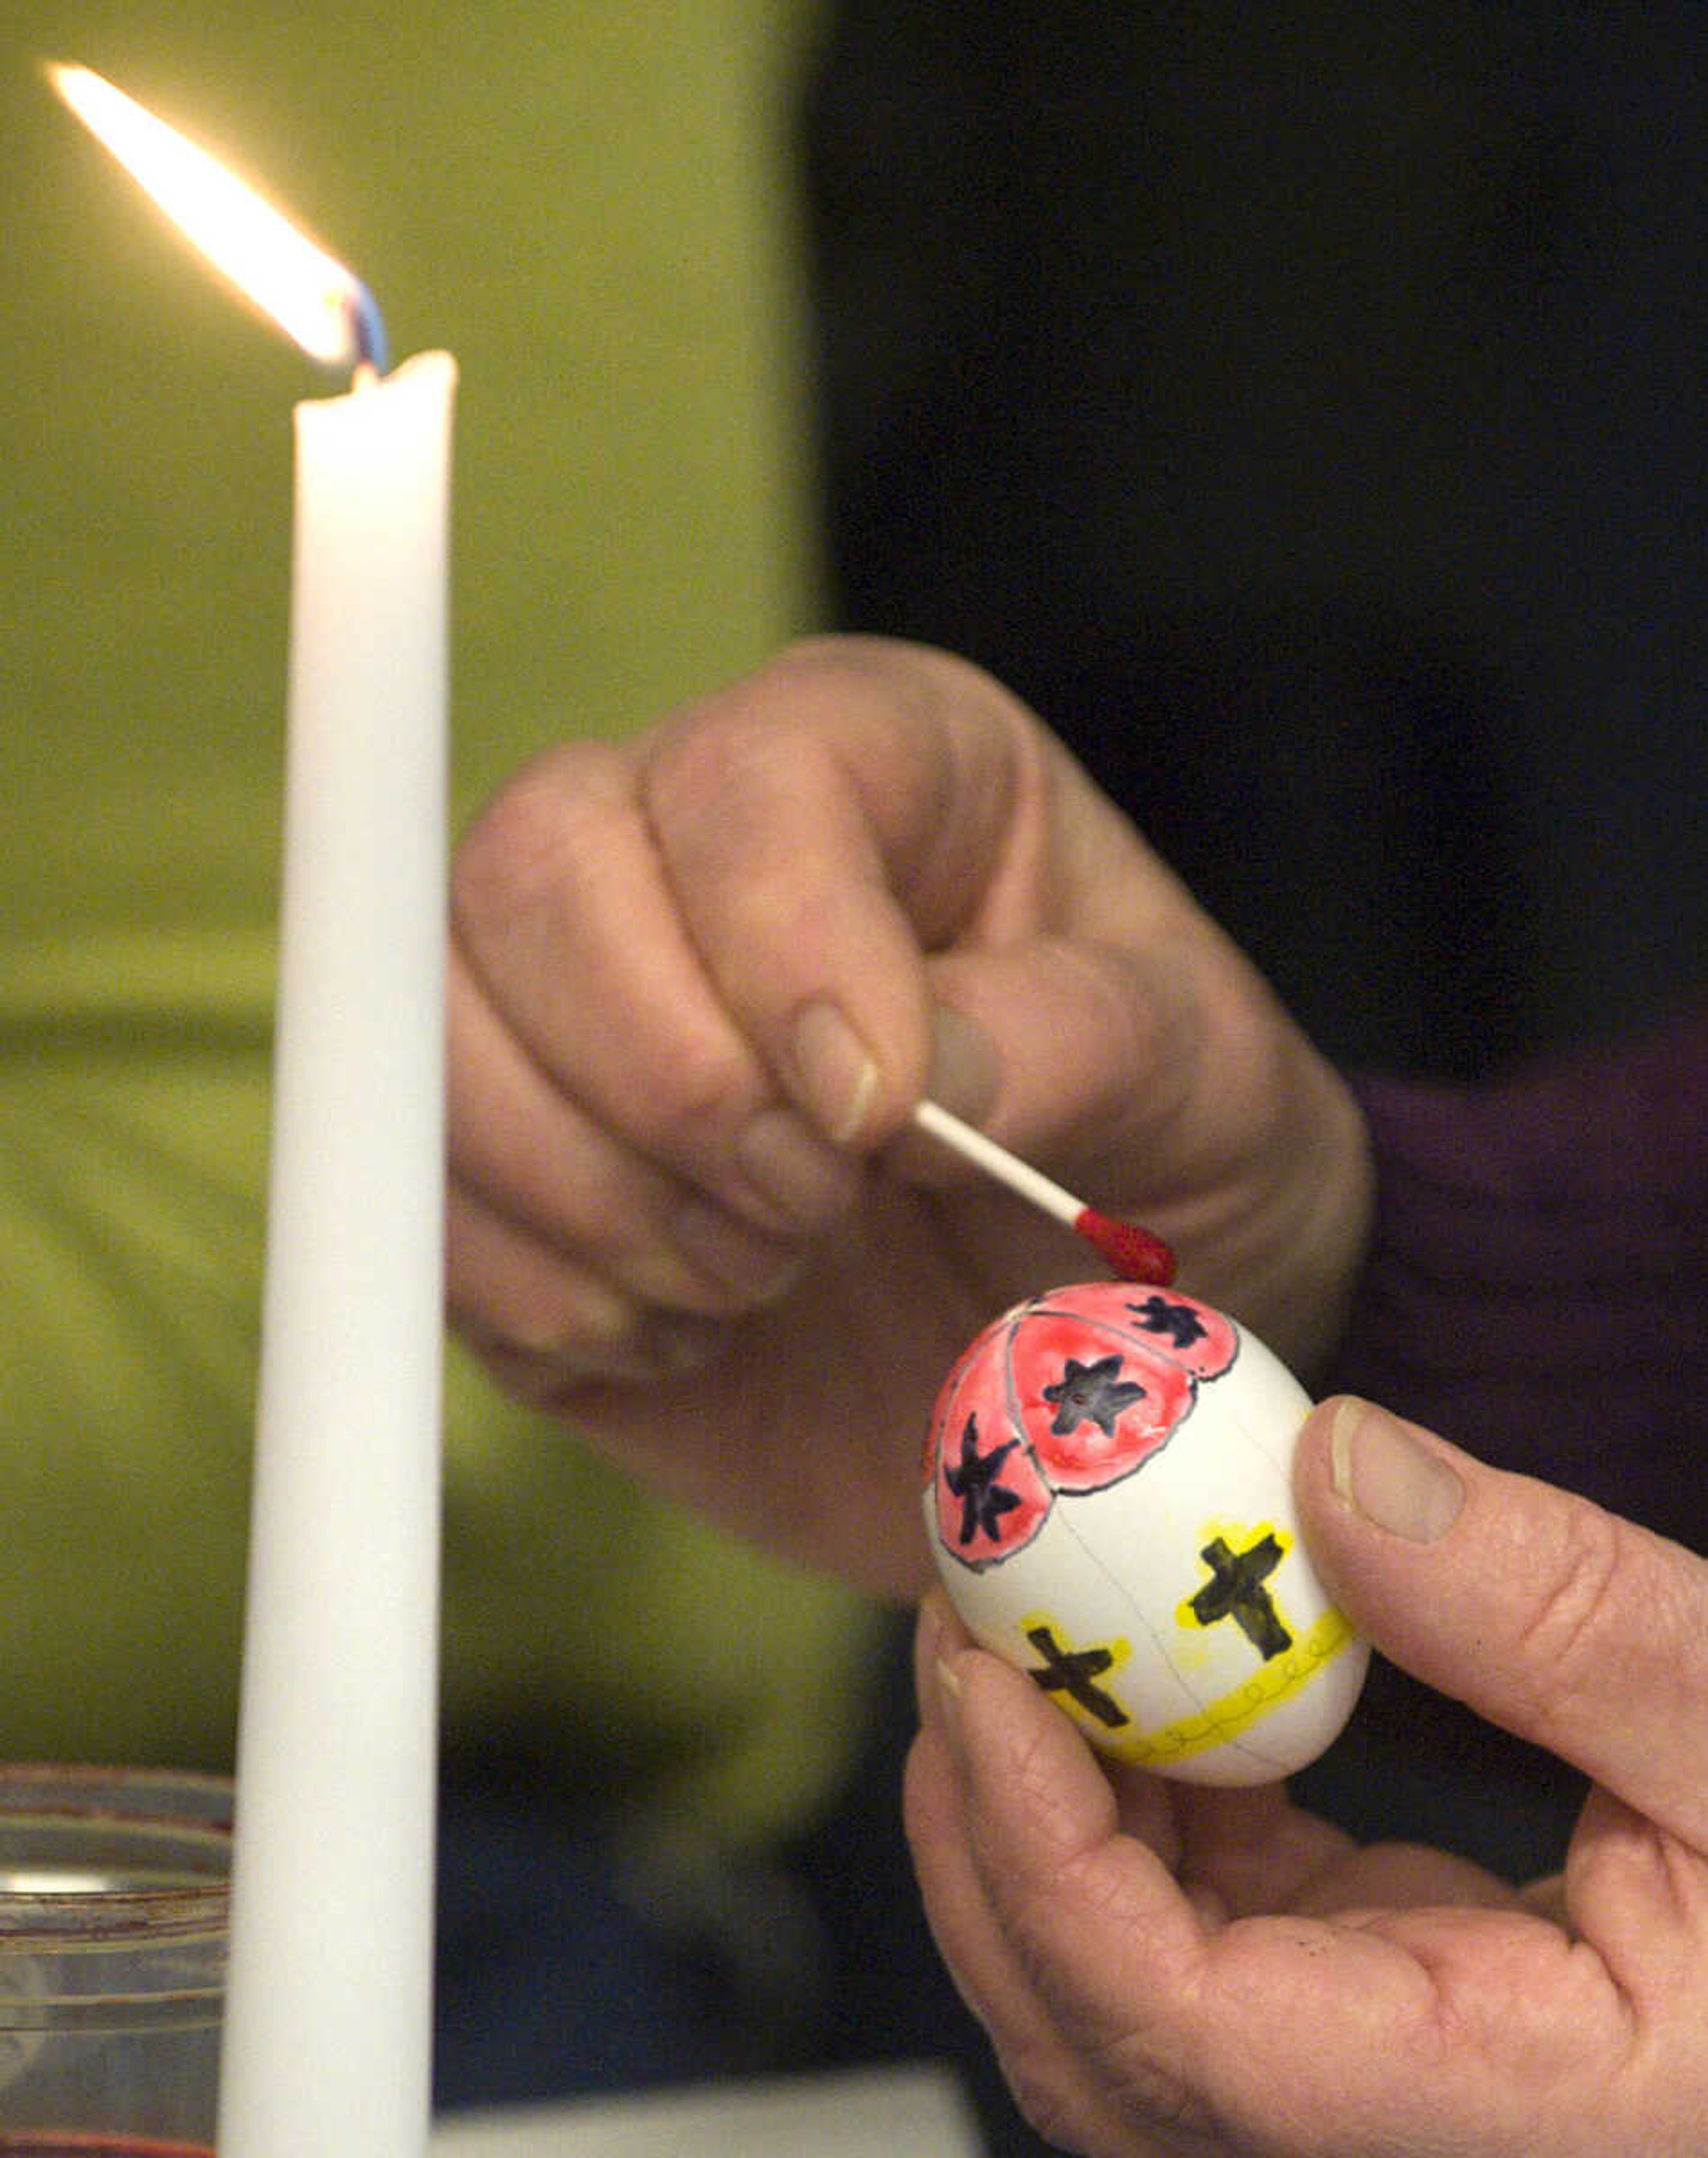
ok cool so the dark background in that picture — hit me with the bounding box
[803,1,1706,1080]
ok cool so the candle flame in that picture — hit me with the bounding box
[48,62,376,371]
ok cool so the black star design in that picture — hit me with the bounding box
[1042,1354,1146,1438]
[1128,1294,1209,1351]
[943,1414,1023,1545]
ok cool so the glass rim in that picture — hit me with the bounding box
[0,1764,231,1951]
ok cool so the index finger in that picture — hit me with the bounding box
[641,638,1039,1143]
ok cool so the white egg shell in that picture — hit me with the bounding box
[922,1281,1369,1785]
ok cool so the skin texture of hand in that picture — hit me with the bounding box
[905,1397,1708,2156]
[447,637,1370,1596]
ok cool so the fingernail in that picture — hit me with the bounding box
[915,1593,966,1737]
[733,1106,859,1229]
[644,1312,730,1375]
[927,1006,1000,1124]
[790,1001,881,1143]
[1330,1398,1465,1544]
[672,1198,806,1303]
[507,1286,632,1359]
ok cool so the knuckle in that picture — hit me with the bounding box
[1507,1499,1632,1723]
[647,696,829,858]
[1092,2035,1205,2141]
[1007,1910,1202,2142]
[648,633,971,835]
[635,1024,752,1142]
[994,2041,1093,2153]
[1041,940,1194,1141]
[742,634,909,722]
[452,748,628,942]
[772,631,1011,717]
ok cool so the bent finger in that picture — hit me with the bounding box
[447,1178,727,1386]
[913,1600,1217,2137]
[906,1598,1169,2154]
[453,738,832,1223]
[643,641,1039,1144]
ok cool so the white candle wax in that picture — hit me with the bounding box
[219,349,457,2158]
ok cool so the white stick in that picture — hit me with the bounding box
[910,1098,1084,1227]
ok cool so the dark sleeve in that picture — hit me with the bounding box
[1322,1005,1708,1548]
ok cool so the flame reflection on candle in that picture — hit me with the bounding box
[47,62,383,372]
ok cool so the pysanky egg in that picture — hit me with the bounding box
[922,1280,1368,1785]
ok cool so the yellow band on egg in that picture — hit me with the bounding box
[1111,1605,1358,1768]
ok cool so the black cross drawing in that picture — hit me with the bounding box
[1188,1533,1293,1661]
[1041,1354,1146,1438]
[1127,1294,1209,1351]
[1024,1624,1130,1728]
[943,1414,1023,1546]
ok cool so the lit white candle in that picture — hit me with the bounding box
[226,347,453,2158]
[51,65,453,2158]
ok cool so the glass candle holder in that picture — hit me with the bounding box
[0,1766,230,2157]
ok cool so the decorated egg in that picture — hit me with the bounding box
[922,1280,1368,1784]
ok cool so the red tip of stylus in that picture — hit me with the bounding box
[1073,1207,1177,1285]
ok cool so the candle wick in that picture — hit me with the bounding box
[349,280,390,380]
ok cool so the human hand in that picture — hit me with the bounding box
[905,1396,1708,2154]
[447,638,1369,1594]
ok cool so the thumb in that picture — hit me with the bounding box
[1295,1396,1708,1851]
